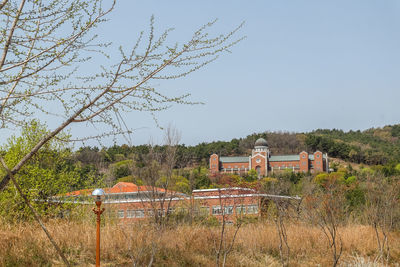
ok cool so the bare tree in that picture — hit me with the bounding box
[364,174,400,264]
[0,0,244,191]
[0,1,243,264]
[120,126,183,266]
[213,188,242,267]
[132,125,182,226]
[270,199,290,267]
[302,176,345,267]
[260,177,296,266]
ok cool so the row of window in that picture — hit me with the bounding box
[105,192,166,201]
[223,162,322,170]
[223,168,248,172]
[271,164,300,168]
[118,204,259,218]
[118,208,172,218]
[211,204,258,215]
[226,165,248,169]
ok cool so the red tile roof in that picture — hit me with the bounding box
[108,182,139,193]
[64,182,167,196]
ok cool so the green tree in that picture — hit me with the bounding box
[0,121,87,221]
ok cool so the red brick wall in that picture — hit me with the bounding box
[109,198,183,223]
[195,195,259,221]
[110,193,260,223]
[251,154,266,176]
[269,161,300,171]
[209,154,219,173]
[313,151,324,172]
[220,162,249,171]
[299,151,309,172]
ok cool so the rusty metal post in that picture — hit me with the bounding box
[93,201,105,267]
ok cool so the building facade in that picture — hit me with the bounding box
[209,138,329,176]
[64,182,299,223]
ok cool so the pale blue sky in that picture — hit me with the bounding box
[53,1,400,145]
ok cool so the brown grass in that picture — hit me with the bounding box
[0,219,399,266]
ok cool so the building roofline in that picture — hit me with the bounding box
[193,194,301,201]
[192,187,256,193]
[48,193,301,204]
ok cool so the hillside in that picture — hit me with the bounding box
[90,124,400,169]
[305,125,400,165]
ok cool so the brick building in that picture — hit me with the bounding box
[209,138,329,176]
[63,182,299,223]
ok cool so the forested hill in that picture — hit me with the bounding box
[305,125,400,165]
[91,124,400,167]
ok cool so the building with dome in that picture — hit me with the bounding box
[209,138,329,177]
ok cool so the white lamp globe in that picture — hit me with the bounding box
[92,188,105,202]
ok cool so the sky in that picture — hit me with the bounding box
[9,0,400,147]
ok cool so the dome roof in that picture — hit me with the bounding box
[254,138,268,147]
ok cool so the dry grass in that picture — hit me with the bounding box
[0,219,399,266]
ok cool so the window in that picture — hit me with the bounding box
[212,206,222,215]
[302,154,306,158]
[136,209,145,218]
[316,154,320,158]
[126,209,135,218]
[118,210,125,218]
[256,158,261,163]
[224,206,233,215]
[236,205,246,215]
[247,204,258,214]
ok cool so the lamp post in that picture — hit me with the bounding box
[92,188,105,267]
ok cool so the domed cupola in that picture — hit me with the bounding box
[254,138,268,148]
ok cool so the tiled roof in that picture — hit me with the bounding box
[269,155,300,162]
[219,156,249,163]
[269,154,327,162]
[108,182,139,193]
[64,182,167,196]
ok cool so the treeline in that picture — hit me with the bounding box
[78,131,306,168]
[76,124,400,170]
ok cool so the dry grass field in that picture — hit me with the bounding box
[0,218,399,267]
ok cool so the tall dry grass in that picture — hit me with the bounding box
[0,218,399,266]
